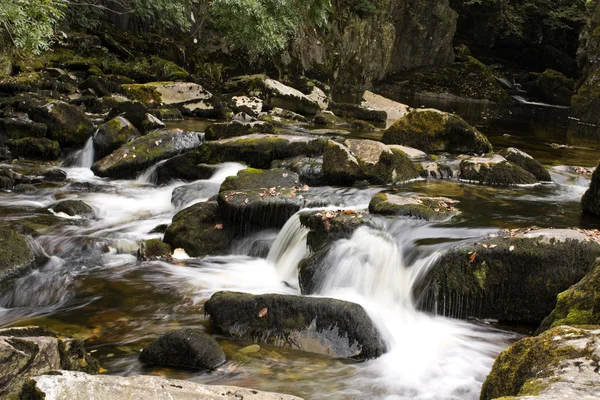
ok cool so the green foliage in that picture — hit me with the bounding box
[0,0,66,54]
[209,0,331,58]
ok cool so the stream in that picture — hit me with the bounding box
[1,100,600,399]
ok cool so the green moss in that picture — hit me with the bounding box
[141,239,171,259]
[122,84,161,104]
[0,228,34,277]
[460,158,538,186]
[369,192,457,221]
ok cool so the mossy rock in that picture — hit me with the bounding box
[204,121,275,141]
[313,111,344,126]
[219,168,299,193]
[328,102,387,123]
[322,141,362,185]
[93,117,141,160]
[163,202,230,257]
[148,108,183,121]
[27,101,94,147]
[539,259,600,332]
[459,155,538,186]
[205,291,387,360]
[572,68,600,126]
[106,101,149,132]
[527,69,574,107]
[138,239,171,261]
[79,76,122,98]
[0,118,47,140]
[369,192,458,221]
[154,153,218,185]
[382,109,493,154]
[480,326,600,400]
[271,157,325,186]
[91,129,202,179]
[419,229,600,324]
[51,200,94,217]
[107,56,189,83]
[0,228,35,280]
[582,159,600,217]
[498,148,551,182]
[6,138,60,160]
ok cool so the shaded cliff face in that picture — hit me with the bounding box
[287,0,457,92]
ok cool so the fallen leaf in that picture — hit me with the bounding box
[244,198,249,204]
[258,308,268,318]
[509,245,515,252]
[482,244,488,248]
[469,252,477,264]
[214,224,223,230]
[489,244,497,249]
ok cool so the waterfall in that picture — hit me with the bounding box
[76,135,95,169]
[267,212,309,286]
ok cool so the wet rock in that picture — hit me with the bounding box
[0,167,18,189]
[205,291,386,360]
[0,326,99,397]
[6,137,61,160]
[481,326,600,400]
[271,157,325,186]
[226,75,320,115]
[163,202,230,257]
[382,109,493,154]
[0,228,35,280]
[141,112,166,133]
[155,154,218,184]
[369,192,458,221]
[204,121,275,141]
[498,147,551,182]
[582,160,600,217]
[43,168,68,182]
[313,111,344,126]
[51,200,94,217]
[419,161,454,179]
[138,239,172,261]
[388,144,426,160]
[93,116,141,160]
[106,101,148,132]
[171,181,220,209]
[248,239,273,258]
[265,107,308,122]
[91,129,202,179]
[140,329,225,370]
[0,116,47,140]
[13,183,37,193]
[148,108,183,121]
[419,228,600,324]
[459,155,538,186]
[328,102,387,123]
[527,69,574,106]
[359,91,410,125]
[28,100,94,147]
[20,371,302,400]
[79,76,122,97]
[228,95,263,117]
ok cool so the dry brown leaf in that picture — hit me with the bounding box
[469,252,477,264]
[215,224,223,230]
[258,308,268,318]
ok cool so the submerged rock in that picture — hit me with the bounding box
[163,202,230,257]
[419,228,600,324]
[28,101,94,147]
[6,137,61,160]
[205,291,386,360]
[459,155,538,186]
[91,129,202,179]
[93,116,141,160]
[0,326,99,397]
[0,228,35,280]
[382,109,492,154]
[51,200,94,217]
[140,329,225,370]
[481,326,600,400]
[498,147,551,182]
[369,192,458,221]
[19,371,302,400]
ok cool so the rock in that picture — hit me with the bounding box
[539,259,600,332]
[19,371,302,400]
[271,157,325,186]
[322,139,420,185]
[91,129,202,179]
[382,109,493,154]
[0,116,47,140]
[205,291,386,360]
[28,101,94,147]
[171,181,221,209]
[79,76,122,97]
[93,116,141,160]
[228,95,263,117]
[163,202,230,258]
[328,102,387,123]
[313,111,344,126]
[140,329,225,370]
[527,69,575,106]
[360,91,410,125]
[419,161,454,179]
[582,160,600,217]
[43,168,67,182]
[498,147,551,182]
[265,107,308,122]
[419,228,600,324]
[0,228,35,280]
[369,192,458,221]
[6,137,61,160]
[148,108,183,121]
[388,144,426,160]
[226,75,320,115]
[138,239,171,260]
[141,113,166,133]
[51,200,94,217]
[0,167,18,189]
[13,184,37,193]
[480,326,600,400]
[459,155,539,186]
[248,240,273,258]
[155,155,219,184]
[123,82,211,105]
[205,121,275,141]
[106,101,149,132]
[0,326,99,397]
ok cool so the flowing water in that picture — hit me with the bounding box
[1,105,600,399]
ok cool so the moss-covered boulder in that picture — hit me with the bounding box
[271,157,325,186]
[139,329,225,370]
[527,69,575,106]
[0,326,100,398]
[93,117,141,160]
[148,108,183,121]
[50,200,94,218]
[328,102,388,123]
[498,147,551,182]
[79,76,123,98]
[382,109,492,154]
[0,228,35,280]
[138,239,172,261]
[539,259,600,332]
[163,202,230,258]
[204,121,275,141]
[91,129,202,179]
[480,326,600,400]
[228,95,263,117]
[122,82,211,107]
[0,117,47,140]
[459,155,538,186]
[27,101,94,147]
[313,111,344,126]
[369,192,458,221]
[6,137,61,160]
[106,101,148,132]
[582,160,600,217]
[154,154,218,184]
[419,228,600,324]
[204,291,386,360]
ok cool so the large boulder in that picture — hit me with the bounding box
[163,202,230,258]
[271,157,326,186]
[0,116,47,140]
[6,137,61,160]
[204,291,386,360]
[155,155,218,184]
[228,95,263,117]
[0,326,99,397]
[419,228,600,324]
[28,101,94,147]
[204,121,275,141]
[106,101,154,133]
[582,160,600,217]
[19,371,302,400]
[459,155,538,186]
[93,116,141,160]
[359,91,410,125]
[527,69,575,106]
[382,109,492,154]
[91,129,202,179]
[498,147,551,182]
[122,82,211,105]
[480,326,600,400]
[369,192,458,221]
[140,329,225,370]
[0,228,35,280]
